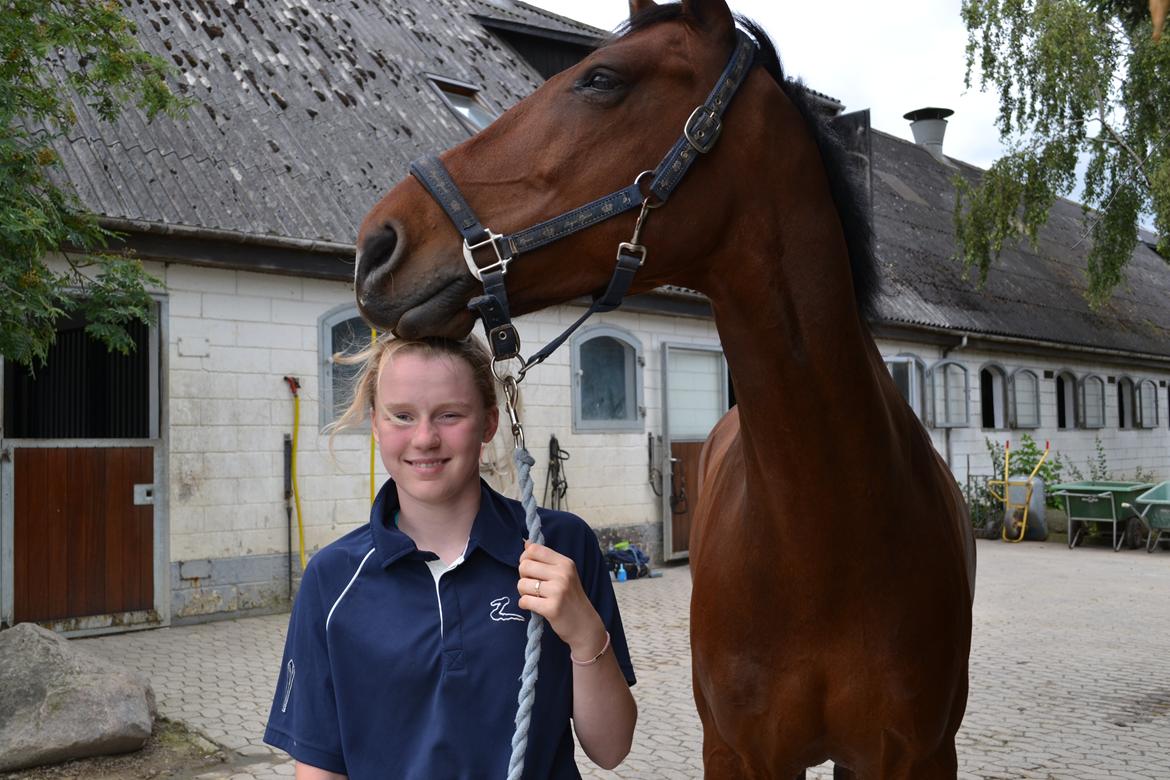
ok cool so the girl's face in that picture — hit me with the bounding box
[372,352,498,513]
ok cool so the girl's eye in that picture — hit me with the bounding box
[579,70,622,92]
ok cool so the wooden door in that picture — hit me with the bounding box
[661,345,728,560]
[13,446,154,623]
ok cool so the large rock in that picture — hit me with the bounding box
[0,623,157,772]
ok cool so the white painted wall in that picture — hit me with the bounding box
[877,337,1170,487]
[157,265,721,562]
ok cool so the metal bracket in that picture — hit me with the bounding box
[463,230,511,281]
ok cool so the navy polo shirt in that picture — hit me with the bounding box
[264,479,635,779]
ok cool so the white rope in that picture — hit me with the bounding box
[506,446,545,780]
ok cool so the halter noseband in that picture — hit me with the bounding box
[409,30,757,375]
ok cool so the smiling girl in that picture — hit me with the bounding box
[263,336,637,780]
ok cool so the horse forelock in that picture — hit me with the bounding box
[613,5,881,322]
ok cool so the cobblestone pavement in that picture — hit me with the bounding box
[80,539,1170,778]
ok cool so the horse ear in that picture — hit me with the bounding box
[681,0,735,43]
[628,0,657,17]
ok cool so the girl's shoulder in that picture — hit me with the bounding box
[300,523,378,596]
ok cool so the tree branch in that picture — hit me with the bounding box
[1096,85,1152,189]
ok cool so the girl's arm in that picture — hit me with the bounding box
[517,543,637,769]
[295,761,347,780]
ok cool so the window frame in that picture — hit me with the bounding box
[1137,379,1159,429]
[319,304,373,432]
[978,362,1009,430]
[883,353,927,419]
[1079,374,1106,429]
[928,359,970,428]
[570,325,645,434]
[1054,370,1078,430]
[1008,368,1041,429]
[427,74,497,134]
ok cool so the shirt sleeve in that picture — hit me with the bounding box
[576,527,637,686]
[263,558,348,774]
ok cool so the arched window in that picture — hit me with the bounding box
[319,304,373,429]
[1080,375,1106,429]
[1117,377,1136,429]
[883,353,926,419]
[1009,368,1040,429]
[571,326,644,432]
[1137,379,1159,429]
[929,360,969,428]
[1054,370,1077,430]
[979,363,1007,429]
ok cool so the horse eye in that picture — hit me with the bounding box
[578,70,622,93]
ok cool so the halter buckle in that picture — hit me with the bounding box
[684,105,722,153]
[617,242,648,266]
[462,230,512,281]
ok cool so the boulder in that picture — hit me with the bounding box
[0,623,157,772]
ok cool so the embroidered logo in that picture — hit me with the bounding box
[489,596,525,622]
[280,659,295,713]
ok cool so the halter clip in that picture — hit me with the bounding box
[463,229,511,281]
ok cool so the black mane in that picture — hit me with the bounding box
[616,6,880,321]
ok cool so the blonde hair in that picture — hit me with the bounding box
[331,335,498,436]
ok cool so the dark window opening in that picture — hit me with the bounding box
[4,314,153,438]
[1056,376,1067,429]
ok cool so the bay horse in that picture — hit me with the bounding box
[352,0,975,776]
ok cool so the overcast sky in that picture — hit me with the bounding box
[528,0,1007,170]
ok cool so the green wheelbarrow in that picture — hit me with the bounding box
[1050,481,1154,551]
[1123,481,1170,553]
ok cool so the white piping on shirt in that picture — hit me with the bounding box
[325,547,377,631]
[425,553,465,637]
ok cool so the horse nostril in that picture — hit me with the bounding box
[357,225,399,283]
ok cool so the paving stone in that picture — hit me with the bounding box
[77,540,1170,778]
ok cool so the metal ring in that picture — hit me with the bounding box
[534,580,541,595]
[632,170,666,209]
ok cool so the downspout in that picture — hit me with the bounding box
[940,334,969,473]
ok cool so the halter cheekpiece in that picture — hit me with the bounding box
[409,30,758,378]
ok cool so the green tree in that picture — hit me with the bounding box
[1,0,186,367]
[957,0,1170,306]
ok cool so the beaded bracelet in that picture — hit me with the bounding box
[570,631,611,666]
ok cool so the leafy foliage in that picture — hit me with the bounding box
[957,0,1170,306]
[1,0,186,366]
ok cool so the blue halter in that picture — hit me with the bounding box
[409,30,758,372]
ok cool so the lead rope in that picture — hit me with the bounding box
[500,372,544,780]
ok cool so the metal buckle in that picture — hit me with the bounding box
[462,230,511,281]
[617,242,648,267]
[684,105,722,153]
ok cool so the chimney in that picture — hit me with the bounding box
[903,107,953,165]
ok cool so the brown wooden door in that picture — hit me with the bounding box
[668,441,705,558]
[14,447,153,623]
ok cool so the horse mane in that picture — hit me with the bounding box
[617,6,880,321]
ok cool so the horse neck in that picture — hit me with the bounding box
[703,197,893,488]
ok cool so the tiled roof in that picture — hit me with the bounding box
[870,130,1170,358]
[46,0,551,245]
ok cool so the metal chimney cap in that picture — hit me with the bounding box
[903,107,954,122]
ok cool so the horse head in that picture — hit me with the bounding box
[354,0,751,339]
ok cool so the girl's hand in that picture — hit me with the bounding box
[516,542,607,659]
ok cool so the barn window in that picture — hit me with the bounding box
[571,326,644,433]
[883,354,926,419]
[429,76,496,132]
[1117,377,1136,429]
[979,364,1007,429]
[3,309,160,439]
[1137,379,1159,428]
[1009,368,1040,428]
[1055,370,1077,429]
[929,360,969,428]
[319,305,373,430]
[1080,375,1106,429]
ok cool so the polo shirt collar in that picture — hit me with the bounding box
[369,479,525,569]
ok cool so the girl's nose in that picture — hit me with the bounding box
[412,419,440,447]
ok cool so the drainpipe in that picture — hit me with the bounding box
[940,334,969,474]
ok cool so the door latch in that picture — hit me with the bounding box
[133,484,155,506]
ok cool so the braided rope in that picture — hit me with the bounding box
[506,446,545,780]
